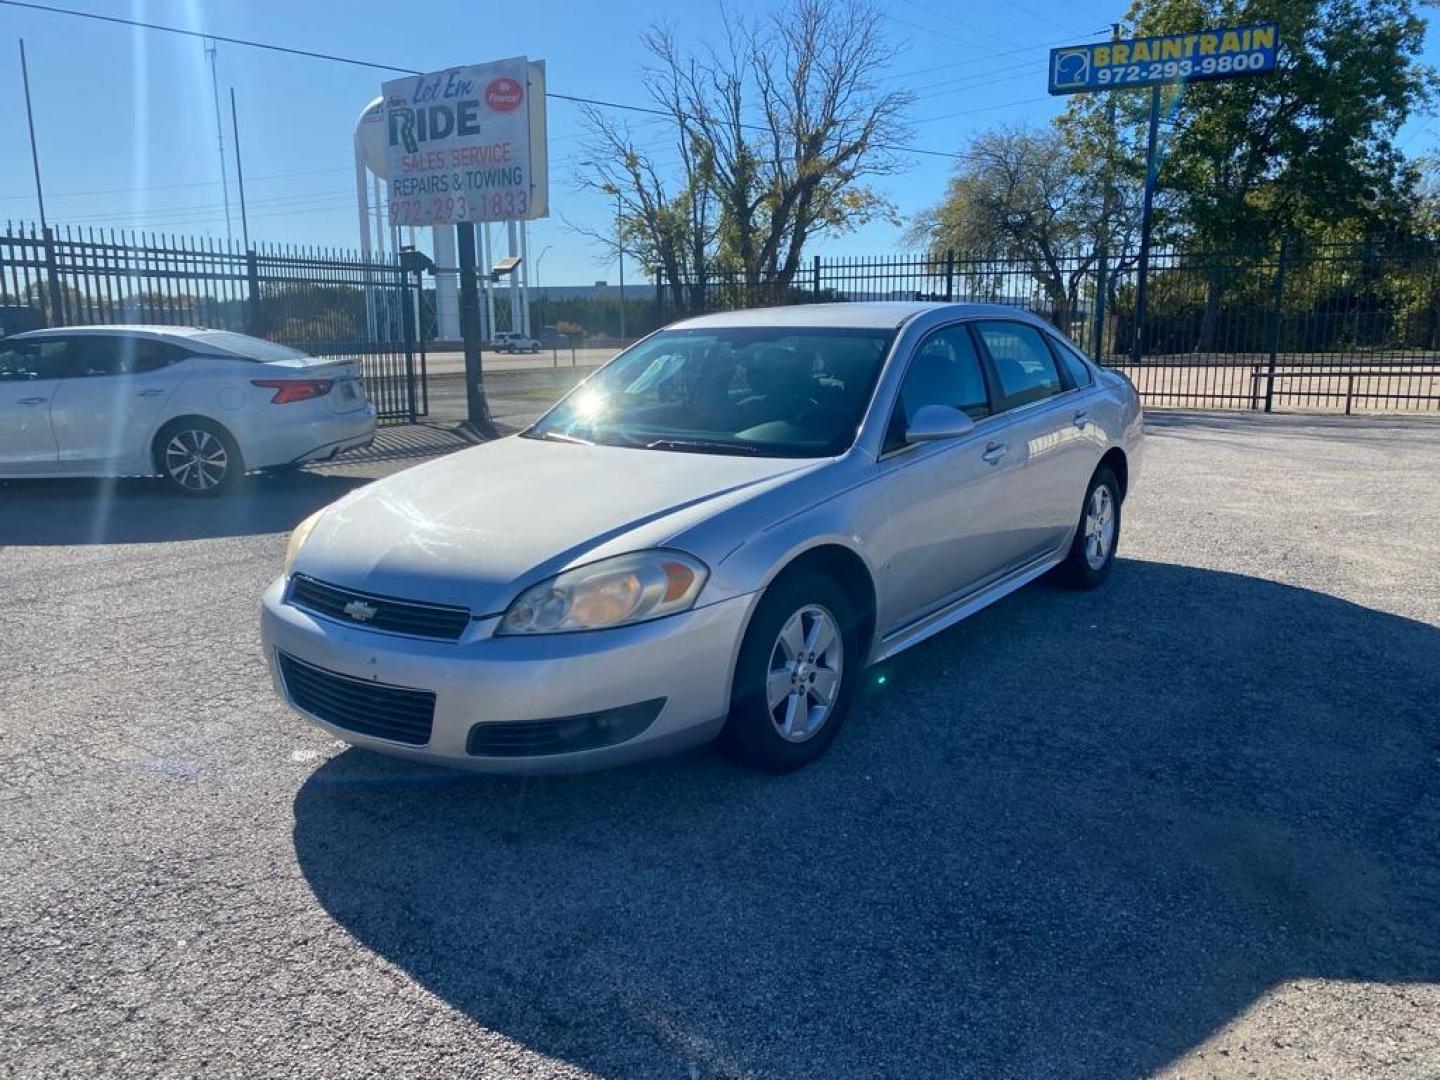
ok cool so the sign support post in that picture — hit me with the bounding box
[455,222,494,436]
[1133,86,1161,364]
[1048,23,1279,363]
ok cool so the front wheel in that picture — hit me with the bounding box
[723,573,858,772]
[155,419,242,496]
[1059,466,1121,588]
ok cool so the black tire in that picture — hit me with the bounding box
[723,572,859,772]
[153,418,243,497]
[1059,465,1121,588]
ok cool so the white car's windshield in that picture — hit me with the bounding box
[525,327,895,457]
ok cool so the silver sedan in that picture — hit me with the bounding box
[260,302,1143,773]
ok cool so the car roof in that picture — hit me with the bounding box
[666,301,1043,332]
[9,324,217,343]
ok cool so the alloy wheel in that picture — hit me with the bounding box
[766,604,844,743]
[164,429,229,492]
[1084,484,1116,570]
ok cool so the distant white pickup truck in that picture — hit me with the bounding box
[490,331,541,354]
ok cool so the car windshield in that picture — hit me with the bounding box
[524,326,895,457]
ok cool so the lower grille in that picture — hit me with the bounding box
[466,699,664,757]
[277,652,435,746]
[287,574,470,641]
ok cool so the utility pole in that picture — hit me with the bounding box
[229,88,250,249]
[205,39,233,242]
[18,39,47,230]
[615,191,626,344]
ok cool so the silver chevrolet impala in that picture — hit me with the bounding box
[261,303,1143,773]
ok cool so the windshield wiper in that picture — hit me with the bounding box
[644,438,760,456]
[528,430,595,446]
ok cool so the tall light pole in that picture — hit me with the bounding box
[534,245,551,293]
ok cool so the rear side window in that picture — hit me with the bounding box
[1048,334,1094,388]
[975,322,1064,410]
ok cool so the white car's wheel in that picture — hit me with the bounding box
[155,419,242,497]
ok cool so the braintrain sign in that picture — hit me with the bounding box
[382,56,549,225]
[1048,23,1278,95]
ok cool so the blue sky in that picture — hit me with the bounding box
[1,0,1437,285]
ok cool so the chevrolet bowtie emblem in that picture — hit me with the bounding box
[343,599,378,622]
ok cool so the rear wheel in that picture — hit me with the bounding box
[724,573,857,772]
[155,419,242,496]
[1060,466,1121,588]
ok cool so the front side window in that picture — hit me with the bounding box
[975,321,1064,410]
[526,326,895,458]
[885,325,990,452]
[0,338,71,380]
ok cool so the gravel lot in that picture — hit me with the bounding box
[1,411,1438,1079]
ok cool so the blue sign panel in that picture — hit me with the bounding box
[1048,24,1278,95]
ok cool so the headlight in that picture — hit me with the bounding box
[284,510,324,574]
[497,550,708,635]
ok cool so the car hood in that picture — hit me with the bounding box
[292,435,818,615]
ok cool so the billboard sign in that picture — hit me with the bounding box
[1048,23,1278,95]
[382,56,549,225]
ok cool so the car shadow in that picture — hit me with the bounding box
[292,559,1440,1078]
[0,471,369,546]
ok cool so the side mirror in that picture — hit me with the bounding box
[905,403,976,444]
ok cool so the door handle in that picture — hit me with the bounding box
[136,388,166,398]
[982,441,1008,464]
[1073,410,1090,428]
[17,396,47,405]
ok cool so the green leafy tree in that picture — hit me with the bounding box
[910,125,1137,334]
[1062,0,1435,347]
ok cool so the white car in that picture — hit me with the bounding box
[490,331,541,353]
[0,326,377,495]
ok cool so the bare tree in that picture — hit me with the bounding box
[575,0,912,309]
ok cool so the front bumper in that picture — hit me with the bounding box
[259,575,756,774]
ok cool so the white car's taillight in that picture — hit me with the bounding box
[252,378,333,404]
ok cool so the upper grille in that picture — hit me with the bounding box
[277,652,435,745]
[287,574,470,640]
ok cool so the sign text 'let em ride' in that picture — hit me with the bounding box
[383,56,548,226]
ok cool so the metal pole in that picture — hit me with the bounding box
[1093,22,1120,360]
[456,222,492,433]
[18,39,48,230]
[205,40,232,242]
[616,193,626,345]
[1132,84,1161,365]
[1263,235,1288,413]
[229,88,250,250]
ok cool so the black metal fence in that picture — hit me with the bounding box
[656,237,1440,414]
[7,218,1440,416]
[0,222,427,421]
